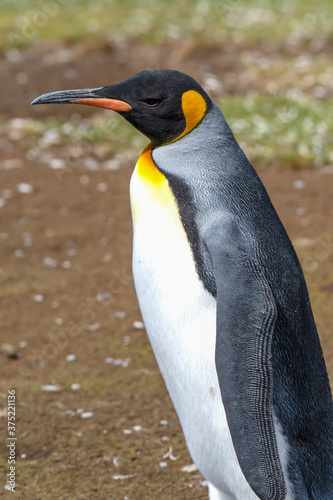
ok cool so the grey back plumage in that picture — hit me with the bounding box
[152,102,333,499]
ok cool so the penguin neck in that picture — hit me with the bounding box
[151,102,250,183]
[131,102,230,190]
[156,102,234,153]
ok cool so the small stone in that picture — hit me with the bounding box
[71,383,81,390]
[112,474,134,480]
[97,182,108,192]
[40,384,61,392]
[123,429,133,435]
[103,252,112,263]
[203,73,223,94]
[34,294,45,303]
[18,341,28,348]
[103,158,121,171]
[43,257,57,268]
[160,420,168,426]
[163,446,179,461]
[133,320,144,330]
[14,249,24,258]
[21,453,27,459]
[50,158,65,169]
[62,260,71,269]
[5,48,21,63]
[81,411,94,419]
[181,464,198,472]
[1,158,23,169]
[22,233,33,247]
[96,292,110,301]
[84,156,98,170]
[54,318,63,325]
[100,237,109,246]
[114,311,126,319]
[132,425,142,432]
[66,354,76,362]
[80,174,90,185]
[87,322,101,332]
[293,179,306,190]
[41,129,60,145]
[104,356,130,367]
[64,409,75,416]
[293,237,314,248]
[161,436,169,442]
[76,408,84,414]
[17,182,34,194]
[296,207,306,216]
[26,149,38,161]
[159,461,168,468]
[1,343,17,358]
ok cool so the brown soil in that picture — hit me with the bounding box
[0,42,332,499]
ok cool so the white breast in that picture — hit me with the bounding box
[130,163,260,499]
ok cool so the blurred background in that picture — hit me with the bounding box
[0,0,332,498]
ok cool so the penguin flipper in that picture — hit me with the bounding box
[204,216,286,500]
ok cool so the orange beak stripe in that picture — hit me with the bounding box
[70,98,132,112]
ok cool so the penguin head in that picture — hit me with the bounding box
[31,70,212,147]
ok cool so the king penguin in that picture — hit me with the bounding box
[32,70,333,500]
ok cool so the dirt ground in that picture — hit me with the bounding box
[0,41,332,499]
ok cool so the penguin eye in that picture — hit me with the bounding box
[143,98,160,106]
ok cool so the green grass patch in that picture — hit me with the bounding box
[220,95,333,167]
[0,0,332,50]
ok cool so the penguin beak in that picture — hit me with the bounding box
[30,88,132,112]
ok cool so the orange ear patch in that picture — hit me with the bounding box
[167,90,207,144]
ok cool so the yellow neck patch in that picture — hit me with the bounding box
[131,144,180,225]
[169,89,207,144]
[136,144,164,186]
